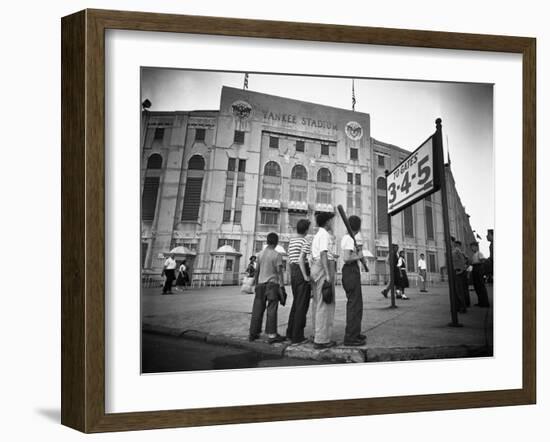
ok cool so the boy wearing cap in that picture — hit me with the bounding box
[341,215,367,346]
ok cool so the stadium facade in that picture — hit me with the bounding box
[141,86,475,285]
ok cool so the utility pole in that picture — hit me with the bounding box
[435,118,461,327]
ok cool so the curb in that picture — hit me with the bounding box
[142,323,185,337]
[143,323,491,364]
[285,343,366,363]
[367,345,492,362]
[144,323,287,357]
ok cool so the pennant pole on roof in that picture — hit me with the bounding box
[446,134,452,166]
[351,78,356,111]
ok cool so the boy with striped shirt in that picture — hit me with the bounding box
[286,219,312,344]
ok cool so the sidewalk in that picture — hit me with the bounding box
[142,282,493,364]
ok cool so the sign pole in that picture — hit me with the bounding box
[385,170,397,308]
[434,118,461,327]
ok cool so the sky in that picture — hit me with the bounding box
[141,69,494,254]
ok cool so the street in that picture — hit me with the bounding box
[142,331,329,373]
[141,281,493,371]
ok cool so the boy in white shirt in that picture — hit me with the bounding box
[418,253,428,293]
[341,215,367,346]
[310,212,336,349]
[161,253,177,295]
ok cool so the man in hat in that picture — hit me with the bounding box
[310,211,337,349]
[470,241,490,307]
[451,239,468,313]
[381,243,400,298]
[486,229,494,283]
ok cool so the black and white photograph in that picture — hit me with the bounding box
[2,0,545,438]
[140,68,494,373]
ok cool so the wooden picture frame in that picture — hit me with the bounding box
[61,9,536,433]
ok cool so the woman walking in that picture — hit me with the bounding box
[246,256,257,278]
[175,260,189,291]
[396,251,410,300]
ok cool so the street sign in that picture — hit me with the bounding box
[386,135,441,215]
[384,119,459,326]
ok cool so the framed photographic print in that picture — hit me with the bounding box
[61,9,536,433]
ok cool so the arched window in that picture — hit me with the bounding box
[146,153,163,169]
[142,154,163,221]
[181,155,205,221]
[262,161,281,199]
[290,164,308,202]
[188,155,205,170]
[317,168,332,183]
[316,168,332,204]
[291,164,307,180]
[376,176,388,233]
[264,161,281,177]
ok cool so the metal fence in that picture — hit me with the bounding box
[141,271,444,289]
[141,271,239,289]
[141,274,164,288]
[189,272,225,288]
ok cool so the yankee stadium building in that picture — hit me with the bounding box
[141,86,475,285]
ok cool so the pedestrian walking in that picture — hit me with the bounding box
[310,212,337,350]
[459,240,472,307]
[285,219,312,344]
[381,243,399,298]
[341,215,367,346]
[418,253,428,292]
[161,253,177,295]
[452,239,468,313]
[470,241,490,307]
[241,256,257,294]
[246,256,257,278]
[396,250,410,300]
[248,232,286,344]
[175,260,189,291]
[486,229,494,283]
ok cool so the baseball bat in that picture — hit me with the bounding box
[337,204,369,272]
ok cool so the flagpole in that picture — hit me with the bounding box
[351,79,356,111]
[446,134,451,164]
